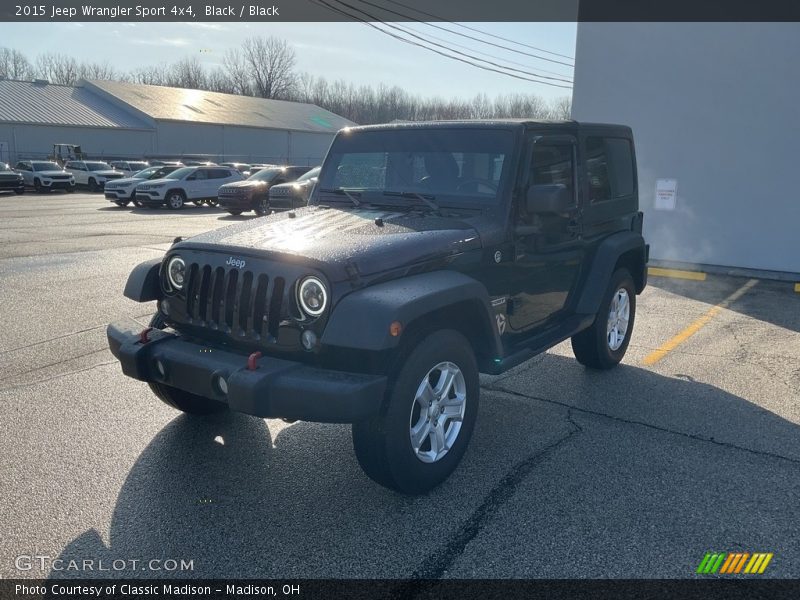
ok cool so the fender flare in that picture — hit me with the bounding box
[575,231,647,315]
[321,271,503,360]
[123,258,162,302]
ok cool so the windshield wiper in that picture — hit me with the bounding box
[383,190,442,214]
[319,187,361,207]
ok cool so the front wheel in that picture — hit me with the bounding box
[14,188,24,195]
[166,191,185,210]
[571,268,637,369]
[33,179,43,193]
[147,313,226,415]
[115,200,130,207]
[254,196,270,216]
[352,329,479,494]
[226,209,243,216]
[88,178,99,192]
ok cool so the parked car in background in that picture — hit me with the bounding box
[220,162,253,176]
[182,160,218,167]
[14,160,75,193]
[110,160,149,177]
[218,165,312,216]
[268,166,321,212]
[0,163,25,194]
[104,165,181,207]
[64,160,124,192]
[135,166,244,209]
[148,160,184,167]
[247,164,279,176]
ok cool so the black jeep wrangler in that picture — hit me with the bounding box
[108,121,648,494]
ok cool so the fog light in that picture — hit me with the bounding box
[301,329,317,350]
[154,360,166,378]
[216,375,228,395]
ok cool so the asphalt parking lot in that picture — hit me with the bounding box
[1,191,798,579]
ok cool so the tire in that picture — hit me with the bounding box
[205,199,218,207]
[14,188,24,195]
[166,190,185,210]
[254,195,269,216]
[115,200,130,207]
[352,329,479,494]
[147,313,227,415]
[66,186,74,193]
[33,178,43,193]
[227,210,243,216]
[88,178,99,193]
[132,199,143,207]
[571,268,637,370]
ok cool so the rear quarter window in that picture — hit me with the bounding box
[585,136,634,202]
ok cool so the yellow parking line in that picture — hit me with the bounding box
[648,267,707,281]
[795,283,800,293]
[643,278,759,366]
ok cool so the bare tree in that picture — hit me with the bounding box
[222,48,252,96]
[240,36,297,99]
[0,47,33,79]
[167,56,207,90]
[547,96,572,120]
[128,64,169,86]
[35,52,80,85]
[78,61,117,81]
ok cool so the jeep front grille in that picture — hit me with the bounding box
[183,263,286,340]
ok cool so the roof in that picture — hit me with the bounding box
[349,119,630,133]
[87,80,356,133]
[0,79,152,129]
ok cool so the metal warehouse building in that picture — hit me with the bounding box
[0,78,355,166]
[572,23,799,276]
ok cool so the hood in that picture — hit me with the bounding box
[221,179,268,190]
[271,179,314,193]
[36,170,71,177]
[107,176,145,185]
[175,205,483,281]
[93,170,122,177]
[138,177,177,186]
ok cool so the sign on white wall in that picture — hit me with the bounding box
[655,178,678,211]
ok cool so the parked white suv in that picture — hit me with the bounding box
[109,160,149,177]
[104,165,181,206]
[134,166,244,209]
[64,160,125,192]
[14,160,75,193]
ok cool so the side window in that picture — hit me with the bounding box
[585,137,634,202]
[16,162,27,170]
[193,169,208,180]
[531,144,575,202]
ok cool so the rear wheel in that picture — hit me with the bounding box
[147,313,227,415]
[352,329,479,494]
[227,209,242,216]
[115,200,130,207]
[14,188,24,195]
[571,268,637,369]
[166,190,185,210]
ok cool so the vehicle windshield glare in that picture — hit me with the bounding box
[132,167,159,178]
[33,162,62,171]
[1,163,10,171]
[128,162,148,170]
[248,168,284,182]
[164,167,194,180]
[316,128,514,206]
[86,162,112,171]
[296,167,321,182]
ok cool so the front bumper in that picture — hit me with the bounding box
[107,321,386,423]
[106,188,133,200]
[135,192,166,206]
[218,194,254,209]
[42,180,74,190]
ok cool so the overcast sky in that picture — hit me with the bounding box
[0,22,576,101]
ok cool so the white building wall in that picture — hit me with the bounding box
[0,123,155,162]
[572,23,800,274]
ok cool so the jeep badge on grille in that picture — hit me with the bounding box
[226,257,246,269]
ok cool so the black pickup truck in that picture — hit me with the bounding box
[108,120,648,494]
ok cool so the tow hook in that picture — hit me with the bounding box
[247,351,262,371]
[138,327,153,344]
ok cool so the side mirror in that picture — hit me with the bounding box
[526,184,571,213]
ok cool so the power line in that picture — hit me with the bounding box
[381,0,575,61]
[348,0,574,67]
[311,0,572,89]
[395,22,573,82]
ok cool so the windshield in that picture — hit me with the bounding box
[247,168,284,182]
[127,162,148,170]
[316,128,514,206]
[297,167,321,182]
[132,167,160,179]
[163,167,194,180]
[86,162,112,171]
[1,163,10,171]
[32,162,62,171]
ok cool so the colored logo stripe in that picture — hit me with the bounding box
[697,552,773,574]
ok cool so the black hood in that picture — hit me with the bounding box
[175,205,484,281]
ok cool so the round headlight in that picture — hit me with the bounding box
[167,256,186,290]
[297,276,327,317]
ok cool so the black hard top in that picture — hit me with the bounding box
[345,119,632,136]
